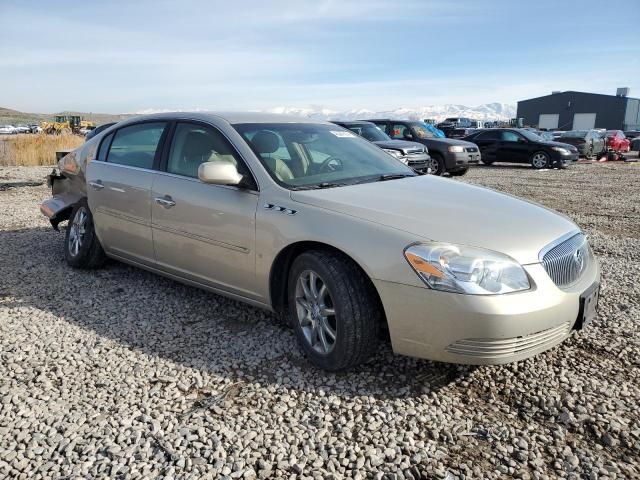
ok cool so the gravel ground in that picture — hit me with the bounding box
[1,162,639,480]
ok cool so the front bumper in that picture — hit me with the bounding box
[447,150,481,170]
[374,258,600,365]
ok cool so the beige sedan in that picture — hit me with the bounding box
[41,113,600,370]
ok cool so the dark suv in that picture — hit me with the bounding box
[463,128,578,169]
[365,119,481,176]
[331,121,431,174]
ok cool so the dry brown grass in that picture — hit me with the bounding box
[0,134,84,166]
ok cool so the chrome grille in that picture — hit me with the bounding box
[446,322,571,359]
[541,233,590,288]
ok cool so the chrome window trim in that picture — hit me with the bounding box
[152,169,259,195]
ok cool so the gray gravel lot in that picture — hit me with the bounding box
[1,162,639,479]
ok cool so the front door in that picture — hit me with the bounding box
[498,130,530,163]
[151,121,261,299]
[87,121,168,265]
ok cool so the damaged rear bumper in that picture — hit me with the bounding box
[40,171,82,230]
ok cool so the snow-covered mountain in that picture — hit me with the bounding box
[134,103,516,122]
[265,103,516,122]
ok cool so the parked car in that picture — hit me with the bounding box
[364,119,481,176]
[29,124,43,134]
[85,122,117,141]
[623,130,640,140]
[631,137,640,152]
[535,131,555,142]
[39,112,599,370]
[14,124,31,134]
[331,121,431,174]
[605,130,631,152]
[448,127,477,139]
[463,128,578,169]
[0,125,17,135]
[436,118,475,138]
[557,130,606,158]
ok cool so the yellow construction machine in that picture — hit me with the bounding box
[41,115,95,135]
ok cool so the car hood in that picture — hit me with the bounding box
[372,140,425,152]
[290,176,577,265]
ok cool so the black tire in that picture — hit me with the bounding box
[64,199,106,269]
[449,168,469,177]
[481,159,494,165]
[530,151,550,169]
[287,250,380,371]
[430,152,446,176]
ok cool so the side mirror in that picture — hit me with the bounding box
[198,162,243,186]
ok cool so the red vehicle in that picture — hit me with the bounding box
[606,130,631,152]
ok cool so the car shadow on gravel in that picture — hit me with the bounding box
[1,226,477,400]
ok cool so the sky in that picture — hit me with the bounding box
[1,0,639,114]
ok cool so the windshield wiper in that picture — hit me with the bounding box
[354,173,415,184]
[291,182,347,190]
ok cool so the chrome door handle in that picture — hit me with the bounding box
[154,196,176,208]
[89,180,104,190]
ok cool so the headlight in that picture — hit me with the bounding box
[404,243,530,295]
[447,145,465,153]
[382,149,407,164]
[551,147,571,155]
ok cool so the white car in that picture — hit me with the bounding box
[0,125,17,135]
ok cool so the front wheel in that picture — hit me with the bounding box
[530,151,550,169]
[64,199,106,269]
[449,168,468,177]
[288,250,380,371]
[430,153,446,176]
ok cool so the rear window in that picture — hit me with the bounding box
[107,122,166,169]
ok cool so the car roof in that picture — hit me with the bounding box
[114,111,330,127]
[331,120,375,126]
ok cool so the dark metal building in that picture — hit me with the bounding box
[516,90,640,131]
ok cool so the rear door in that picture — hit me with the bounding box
[87,121,168,265]
[473,130,501,162]
[150,121,261,299]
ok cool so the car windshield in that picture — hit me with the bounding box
[234,123,415,189]
[345,124,390,142]
[561,130,587,138]
[408,122,436,138]
[519,129,544,141]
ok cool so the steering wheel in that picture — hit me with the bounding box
[318,156,344,173]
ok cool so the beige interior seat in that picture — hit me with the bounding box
[250,130,294,182]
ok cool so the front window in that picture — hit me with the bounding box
[234,123,415,189]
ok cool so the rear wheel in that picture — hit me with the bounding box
[288,250,380,371]
[64,199,106,269]
[430,153,446,176]
[530,151,550,169]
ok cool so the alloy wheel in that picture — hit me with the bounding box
[295,270,337,354]
[68,207,87,257]
[532,153,548,168]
